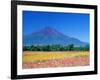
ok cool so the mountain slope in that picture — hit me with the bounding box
[23,27,88,46]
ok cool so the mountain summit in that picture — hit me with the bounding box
[23,27,88,46]
[31,27,60,36]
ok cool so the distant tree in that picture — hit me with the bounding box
[23,44,89,51]
[67,44,74,51]
[23,46,28,51]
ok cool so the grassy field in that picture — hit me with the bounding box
[22,51,89,69]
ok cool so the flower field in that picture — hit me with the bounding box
[22,51,89,69]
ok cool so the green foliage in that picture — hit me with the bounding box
[23,44,89,51]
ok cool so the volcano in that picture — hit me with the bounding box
[23,27,88,46]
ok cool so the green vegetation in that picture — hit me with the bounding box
[23,44,89,51]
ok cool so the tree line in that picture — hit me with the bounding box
[23,44,89,51]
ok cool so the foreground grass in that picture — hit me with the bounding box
[23,51,89,63]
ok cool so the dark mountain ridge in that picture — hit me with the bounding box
[23,27,89,46]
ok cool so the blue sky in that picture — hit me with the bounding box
[23,11,90,43]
